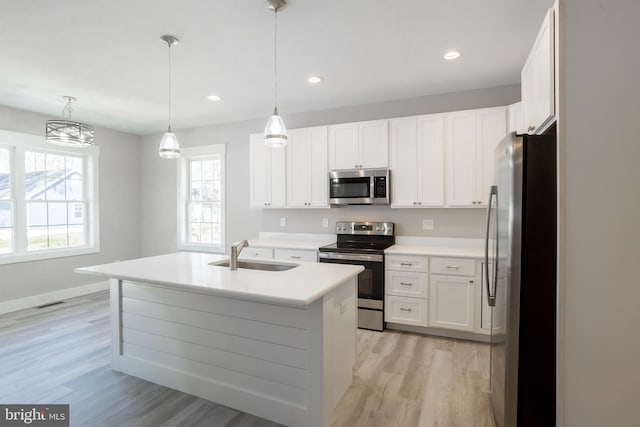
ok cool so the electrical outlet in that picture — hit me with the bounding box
[422,219,434,230]
[280,217,286,227]
[322,218,329,228]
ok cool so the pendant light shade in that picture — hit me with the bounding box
[264,107,287,148]
[159,128,180,159]
[264,0,287,148]
[159,35,181,159]
[46,96,95,147]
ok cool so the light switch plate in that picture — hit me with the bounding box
[280,217,286,227]
[422,219,434,230]
[322,218,329,228]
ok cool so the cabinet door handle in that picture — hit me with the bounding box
[470,280,474,284]
[446,265,460,270]
[528,125,536,132]
[472,201,477,205]
[399,307,412,312]
[418,202,422,205]
[400,282,413,286]
[290,256,301,259]
[400,263,413,267]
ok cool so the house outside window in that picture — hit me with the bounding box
[0,129,99,264]
[177,145,225,253]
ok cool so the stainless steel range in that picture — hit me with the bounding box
[318,221,395,331]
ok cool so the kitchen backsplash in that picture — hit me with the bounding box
[261,206,486,237]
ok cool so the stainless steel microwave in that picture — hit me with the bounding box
[329,168,390,205]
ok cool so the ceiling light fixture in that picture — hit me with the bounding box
[46,96,95,147]
[307,75,323,84]
[158,35,181,159]
[264,0,287,148]
[443,50,462,60]
[207,94,222,101]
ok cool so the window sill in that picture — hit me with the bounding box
[0,246,100,265]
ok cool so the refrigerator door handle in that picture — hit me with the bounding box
[485,185,498,307]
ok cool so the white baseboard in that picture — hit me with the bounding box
[0,281,109,315]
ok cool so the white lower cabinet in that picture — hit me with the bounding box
[385,255,429,326]
[239,247,274,260]
[429,274,475,332]
[385,295,428,326]
[429,256,476,332]
[274,248,318,262]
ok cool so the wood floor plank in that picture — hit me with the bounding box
[1,291,495,427]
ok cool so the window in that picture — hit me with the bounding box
[0,147,12,254]
[0,129,99,264]
[177,145,225,252]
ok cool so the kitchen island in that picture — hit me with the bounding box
[76,252,363,427]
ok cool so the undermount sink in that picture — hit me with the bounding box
[209,259,299,271]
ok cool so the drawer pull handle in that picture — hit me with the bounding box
[400,263,413,267]
[290,256,301,259]
[400,282,413,286]
[399,307,412,312]
[446,265,460,269]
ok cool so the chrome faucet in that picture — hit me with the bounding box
[230,240,249,270]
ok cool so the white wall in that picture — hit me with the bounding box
[0,105,141,302]
[560,1,640,426]
[139,84,520,256]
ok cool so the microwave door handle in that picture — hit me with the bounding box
[484,185,498,307]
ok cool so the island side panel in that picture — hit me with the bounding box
[113,280,311,427]
[306,276,358,427]
[109,278,122,371]
[323,277,357,424]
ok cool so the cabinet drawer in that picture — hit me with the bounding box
[430,257,475,276]
[385,295,428,327]
[239,247,273,260]
[385,255,428,273]
[385,271,428,298]
[274,248,317,262]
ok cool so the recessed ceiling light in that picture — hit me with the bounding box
[207,95,222,101]
[307,75,323,84]
[443,50,462,60]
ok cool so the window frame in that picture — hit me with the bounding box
[177,144,226,253]
[0,129,100,265]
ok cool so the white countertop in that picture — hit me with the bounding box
[75,252,363,307]
[385,236,485,258]
[248,232,335,251]
[385,245,484,258]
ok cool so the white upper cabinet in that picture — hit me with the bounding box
[507,102,523,135]
[249,134,286,208]
[521,7,555,134]
[286,127,328,208]
[445,107,506,207]
[390,114,444,207]
[328,119,389,170]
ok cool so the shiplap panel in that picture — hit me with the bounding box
[122,281,307,328]
[122,298,307,349]
[118,354,306,427]
[122,328,307,390]
[123,342,306,405]
[121,312,307,369]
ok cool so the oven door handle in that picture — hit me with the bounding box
[318,252,384,262]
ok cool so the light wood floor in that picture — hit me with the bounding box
[0,292,494,427]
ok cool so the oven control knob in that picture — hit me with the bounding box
[375,226,381,231]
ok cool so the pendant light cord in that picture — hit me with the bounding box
[274,8,278,113]
[168,42,173,131]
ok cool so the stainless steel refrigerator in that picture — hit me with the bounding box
[485,129,557,427]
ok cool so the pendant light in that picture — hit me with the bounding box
[46,96,95,147]
[159,35,181,159]
[264,0,288,148]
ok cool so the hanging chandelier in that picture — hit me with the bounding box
[159,35,181,159]
[264,0,288,148]
[46,96,95,147]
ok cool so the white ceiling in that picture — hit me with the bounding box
[0,0,554,135]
